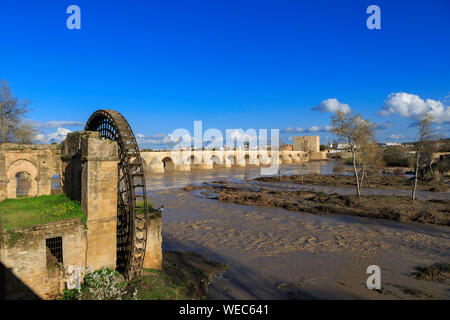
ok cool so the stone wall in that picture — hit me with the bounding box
[0,219,86,299]
[143,213,162,270]
[61,131,118,270]
[0,144,62,201]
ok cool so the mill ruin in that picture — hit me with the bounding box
[0,110,162,299]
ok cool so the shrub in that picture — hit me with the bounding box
[382,147,412,167]
[61,268,131,300]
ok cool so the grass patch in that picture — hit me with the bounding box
[394,285,434,299]
[409,263,450,282]
[136,199,153,211]
[0,194,85,231]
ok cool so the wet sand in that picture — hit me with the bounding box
[148,187,450,300]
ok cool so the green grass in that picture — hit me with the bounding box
[135,199,153,211]
[0,194,85,231]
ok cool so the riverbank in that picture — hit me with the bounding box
[196,183,449,226]
[254,174,449,192]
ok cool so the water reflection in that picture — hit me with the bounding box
[145,160,347,191]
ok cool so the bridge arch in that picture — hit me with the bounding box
[162,157,175,171]
[211,155,222,168]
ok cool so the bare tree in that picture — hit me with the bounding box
[0,80,33,143]
[411,113,435,201]
[331,111,376,198]
[14,122,37,144]
[357,127,379,189]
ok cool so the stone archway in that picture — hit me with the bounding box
[162,157,175,171]
[7,159,38,198]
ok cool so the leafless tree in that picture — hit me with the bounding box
[14,122,37,144]
[331,111,376,198]
[0,80,34,143]
[411,113,435,200]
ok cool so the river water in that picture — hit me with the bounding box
[145,160,346,191]
[145,161,450,300]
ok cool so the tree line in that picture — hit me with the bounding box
[330,110,440,201]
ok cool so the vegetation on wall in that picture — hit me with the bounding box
[0,193,85,231]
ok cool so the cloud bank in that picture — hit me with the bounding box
[380,92,450,123]
[33,128,72,144]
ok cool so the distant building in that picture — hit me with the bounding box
[385,142,402,147]
[293,136,320,153]
[381,142,402,147]
[280,144,293,151]
[336,143,350,150]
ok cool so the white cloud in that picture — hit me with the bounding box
[380,92,450,123]
[33,128,72,144]
[311,98,352,114]
[227,129,258,142]
[389,134,405,140]
[136,133,173,145]
[282,125,332,133]
[33,120,84,129]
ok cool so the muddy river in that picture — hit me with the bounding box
[145,162,450,299]
[145,161,348,191]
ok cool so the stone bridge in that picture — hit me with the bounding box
[140,150,312,173]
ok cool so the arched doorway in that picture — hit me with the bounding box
[16,172,32,197]
[7,159,38,199]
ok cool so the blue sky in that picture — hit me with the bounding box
[0,0,449,148]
